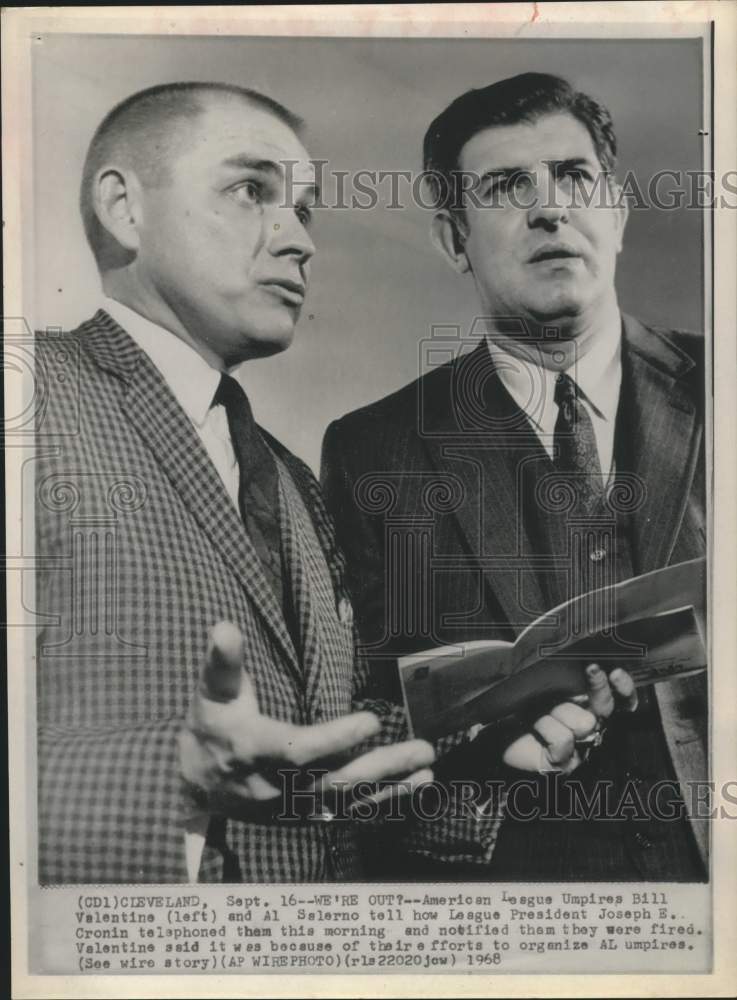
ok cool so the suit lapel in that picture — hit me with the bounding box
[80,311,301,681]
[266,436,347,602]
[419,341,549,634]
[618,317,706,863]
[419,319,703,631]
[267,438,351,712]
[620,314,702,575]
[276,466,330,713]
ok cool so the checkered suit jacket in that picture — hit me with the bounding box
[35,310,406,884]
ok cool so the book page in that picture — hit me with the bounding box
[512,556,707,671]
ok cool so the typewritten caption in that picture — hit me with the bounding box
[33,884,710,975]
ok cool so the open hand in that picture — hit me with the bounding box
[179,622,434,817]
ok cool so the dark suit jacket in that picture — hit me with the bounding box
[35,310,405,884]
[322,314,708,873]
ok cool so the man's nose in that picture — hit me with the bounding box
[526,174,570,230]
[267,207,315,264]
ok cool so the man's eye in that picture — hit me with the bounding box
[230,180,263,206]
[512,171,534,191]
[296,204,313,226]
[482,173,529,200]
[493,172,533,195]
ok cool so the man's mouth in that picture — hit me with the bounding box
[260,278,306,304]
[528,245,581,264]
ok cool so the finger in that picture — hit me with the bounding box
[503,732,547,771]
[318,739,435,791]
[502,732,583,774]
[276,711,381,767]
[550,702,598,738]
[556,747,583,776]
[533,715,575,766]
[347,766,434,814]
[585,663,615,719]
[609,667,639,712]
[200,621,244,703]
[220,770,282,802]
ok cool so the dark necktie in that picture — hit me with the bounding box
[553,372,604,514]
[213,373,284,606]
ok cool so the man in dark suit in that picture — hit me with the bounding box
[322,73,707,880]
[36,81,434,884]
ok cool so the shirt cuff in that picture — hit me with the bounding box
[184,814,210,882]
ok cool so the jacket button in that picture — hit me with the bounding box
[633,830,652,849]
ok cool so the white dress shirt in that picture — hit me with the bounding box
[103,297,242,509]
[485,317,622,479]
[103,297,242,880]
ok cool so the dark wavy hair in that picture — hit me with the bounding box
[423,72,618,214]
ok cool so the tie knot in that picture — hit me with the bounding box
[554,372,579,408]
[213,372,251,418]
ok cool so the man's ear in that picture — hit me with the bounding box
[430,210,471,274]
[92,166,144,254]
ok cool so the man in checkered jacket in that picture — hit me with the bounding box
[35,82,434,885]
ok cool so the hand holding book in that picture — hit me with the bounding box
[399,558,706,744]
[500,663,637,774]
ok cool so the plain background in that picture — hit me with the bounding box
[32,34,704,472]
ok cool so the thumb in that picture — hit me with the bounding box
[200,621,244,703]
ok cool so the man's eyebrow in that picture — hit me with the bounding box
[545,156,601,171]
[477,157,600,184]
[219,155,321,202]
[220,155,282,174]
[477,166,531,184]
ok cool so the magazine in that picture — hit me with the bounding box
[399,558,707,739]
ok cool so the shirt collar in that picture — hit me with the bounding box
[486,314,622,432]
[566,318,622,422]
[102,297,223,427]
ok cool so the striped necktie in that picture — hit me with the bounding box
[553,372,605,513]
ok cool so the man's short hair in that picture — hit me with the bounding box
[423,72,618,214]
[80,81,303,270]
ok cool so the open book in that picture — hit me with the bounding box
[398,557,707,740]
